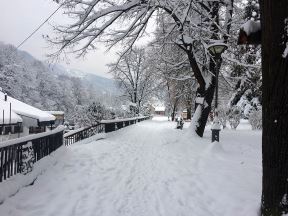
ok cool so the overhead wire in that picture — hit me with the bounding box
[17,3,63,49]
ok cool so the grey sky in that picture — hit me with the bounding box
[0,0,120,78]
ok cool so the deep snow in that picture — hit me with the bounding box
[0,117,262,216]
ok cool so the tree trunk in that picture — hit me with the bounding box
[194,73,216,137]
[260,1,288,215]
[186,50,215,137]
[189,52,218,137]
[171,105,177,121]
[187,106,192,120]
[185,1,220,137]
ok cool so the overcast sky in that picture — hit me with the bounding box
[0,0,122,78]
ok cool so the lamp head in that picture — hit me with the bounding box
[207,42,228,56]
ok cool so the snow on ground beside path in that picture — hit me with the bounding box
[152,115,169,121]
[0,147,67,204]
[0,118,262,216]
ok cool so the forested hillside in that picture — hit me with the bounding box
[0,42,118,122]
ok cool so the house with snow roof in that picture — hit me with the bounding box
[0,91,55,141]
[45,111,65,127]
[154,106,166,116]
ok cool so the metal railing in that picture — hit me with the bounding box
[0,116,150,182]
[0,126,64,182]
[64,123,105,146]
[64,116,150,145]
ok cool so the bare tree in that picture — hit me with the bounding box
[109,48,154,115]
[51,0,238,136]
[148,42,196,121]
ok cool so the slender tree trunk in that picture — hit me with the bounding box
[189,52,218,137]
[171,105,177,121]
[194,68,217,137]
[185,1,220,137]
[186,50,213,136]
[260,1,288,215]
[133,90,138,116]
[187,106,192,120]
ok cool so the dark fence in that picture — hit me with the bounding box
[64,116,150,145]
[0,126,64,182]
[64,123,105,146]
[0,116,150,182]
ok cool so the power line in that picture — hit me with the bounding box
[17,4,63,49]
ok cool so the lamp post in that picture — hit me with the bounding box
[207,42,228,142]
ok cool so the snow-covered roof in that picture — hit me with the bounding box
[241,20,261,36]
[0,91,55,123]
[155,106,165,112]
[0,102,22,124]
[128,102,137,107]
[46,111,65,115]
[121,105,128,111]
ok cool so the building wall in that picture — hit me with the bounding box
[182,112,188,120]
[155,111,165,116]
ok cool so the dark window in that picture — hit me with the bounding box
[4,126,11,135]
[29,126,45,134]
[14,125,23,133]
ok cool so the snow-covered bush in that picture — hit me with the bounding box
[87,102,112,121]
[249,109,262,130]
[72,102,113,127]
[228,106,241,129]
[217,106,228,129]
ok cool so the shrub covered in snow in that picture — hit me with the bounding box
[72,102,113,127]
[72,101,136,127]
[217,106,228,129]
[249,109,262,130]
[228,106,241,129]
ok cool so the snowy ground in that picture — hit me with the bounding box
[0,117,262,216]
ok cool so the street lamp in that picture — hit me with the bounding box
[207,42,228,142]
[207,42,228,57]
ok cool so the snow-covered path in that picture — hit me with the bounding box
[0,118,262,216]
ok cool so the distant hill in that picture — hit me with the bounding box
[48,64,119,95]
[0,42,120,119]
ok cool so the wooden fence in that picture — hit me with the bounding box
[0,126,64,182]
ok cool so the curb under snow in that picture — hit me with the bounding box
[0,146,66,204]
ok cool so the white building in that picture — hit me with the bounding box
[154,106,166,116]
[0,91,55,141]
[45,111,65,127]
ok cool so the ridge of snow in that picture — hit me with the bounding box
[189,104,202,134]
[283,43,288,58]
[155,106,165,112]
[46,111,65,115]
[242,20,261,36]
[0,126,64,148]
[283,18,288,58]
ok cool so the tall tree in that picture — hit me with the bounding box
[260,1,288,215]
[109,48,154,115]
[149,41,195,121]
[51,0,236,137]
